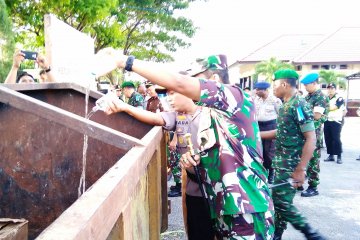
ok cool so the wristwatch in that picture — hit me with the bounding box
[125,55,135,72]
[45,66,51,73]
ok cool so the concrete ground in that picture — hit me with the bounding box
[161,117,360,240]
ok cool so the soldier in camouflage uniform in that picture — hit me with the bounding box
[261,69,326,240]
[121,81,144,108]
[300,73,329,197]
[177,56,275,239]
[94,49,275,239]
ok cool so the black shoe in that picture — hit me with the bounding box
[168,188,181,197]
[356,156,360,161]
[297,186,305,191]
[268,169,275,184]
[300,224,326,240]
[324,155,335,162]
[273,228,284,240]
[336,156,343,164]
[301,187,319,197]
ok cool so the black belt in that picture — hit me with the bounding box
[258,119,276,126]
[186,170,200,183]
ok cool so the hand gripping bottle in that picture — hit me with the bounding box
[92,91,117,112]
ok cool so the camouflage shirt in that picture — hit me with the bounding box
[196,79,273,218]
[273,95,315,171]
[305,89,329,129]
[128,91,144,108]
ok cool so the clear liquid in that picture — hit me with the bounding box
[86,109,97,119]
[78,84,92,197]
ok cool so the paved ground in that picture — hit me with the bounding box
[160,117,360,240]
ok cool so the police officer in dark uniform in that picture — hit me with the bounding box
[254,81,282,184]
[324,83,345,164]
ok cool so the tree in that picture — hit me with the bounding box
[5,0,198,62]
[319,70,347,89]
[0,0,15,82]
[5,0,118,48]
[253,57,294,82]
[93,1,196,62]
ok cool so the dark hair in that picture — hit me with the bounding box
[244,87,251,91]
[285,78,298,88]
[202,69,230,84]
[16,71,35,83]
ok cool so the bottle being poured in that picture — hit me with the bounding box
[86,91,118,119]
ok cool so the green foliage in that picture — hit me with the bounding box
[253,57,294,82]
[94,0,197,62]
[319,70,347,89]
[5,0,198,63]
[0,0,15,82]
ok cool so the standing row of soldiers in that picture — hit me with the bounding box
[93,47,329,239]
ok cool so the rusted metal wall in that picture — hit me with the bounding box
[0,84,158,239]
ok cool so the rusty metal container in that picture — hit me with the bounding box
[0,83,168,239]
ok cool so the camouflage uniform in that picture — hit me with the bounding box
[166,133,181,184]
[196,79,274,239]
[272,95,315,231]
[304,89,329,188]
[127,91,144,108]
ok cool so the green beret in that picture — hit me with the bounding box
[121,81,135,88]
[273,69,299,81]
[184,54,228,77]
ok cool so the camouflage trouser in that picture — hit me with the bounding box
[167,148,181,184]
[306,127,323,188]
[272,170,308,232]
[214,211,274,240]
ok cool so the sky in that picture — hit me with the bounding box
[173,0,360,66]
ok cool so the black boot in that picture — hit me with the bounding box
[268,168,275,184]
[297,185,305,191]
[336,155,343,164]
[324,155,335,162]
[273,228,284,240]
[168,183,181,197]
[300,224,327,240]
[301,186,319,197]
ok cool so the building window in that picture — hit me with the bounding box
[331,65,336,69]
[340,64,348,69]
[312,65,319,69]
[296,65,302,71]
[321,65,330,70]
[321,84,327,89]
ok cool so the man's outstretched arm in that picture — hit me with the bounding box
[105,96,165,126]
[94,48,201,101]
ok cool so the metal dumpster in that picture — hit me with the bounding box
[0,83,168,239]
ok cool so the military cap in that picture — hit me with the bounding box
[121,81,135,88]
[300,72,319,85]
[327,83,337,89]
[254,81,270,90]
[185,54,228,76]
[273,69,299,81]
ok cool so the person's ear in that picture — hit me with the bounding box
[210,73,221,83]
